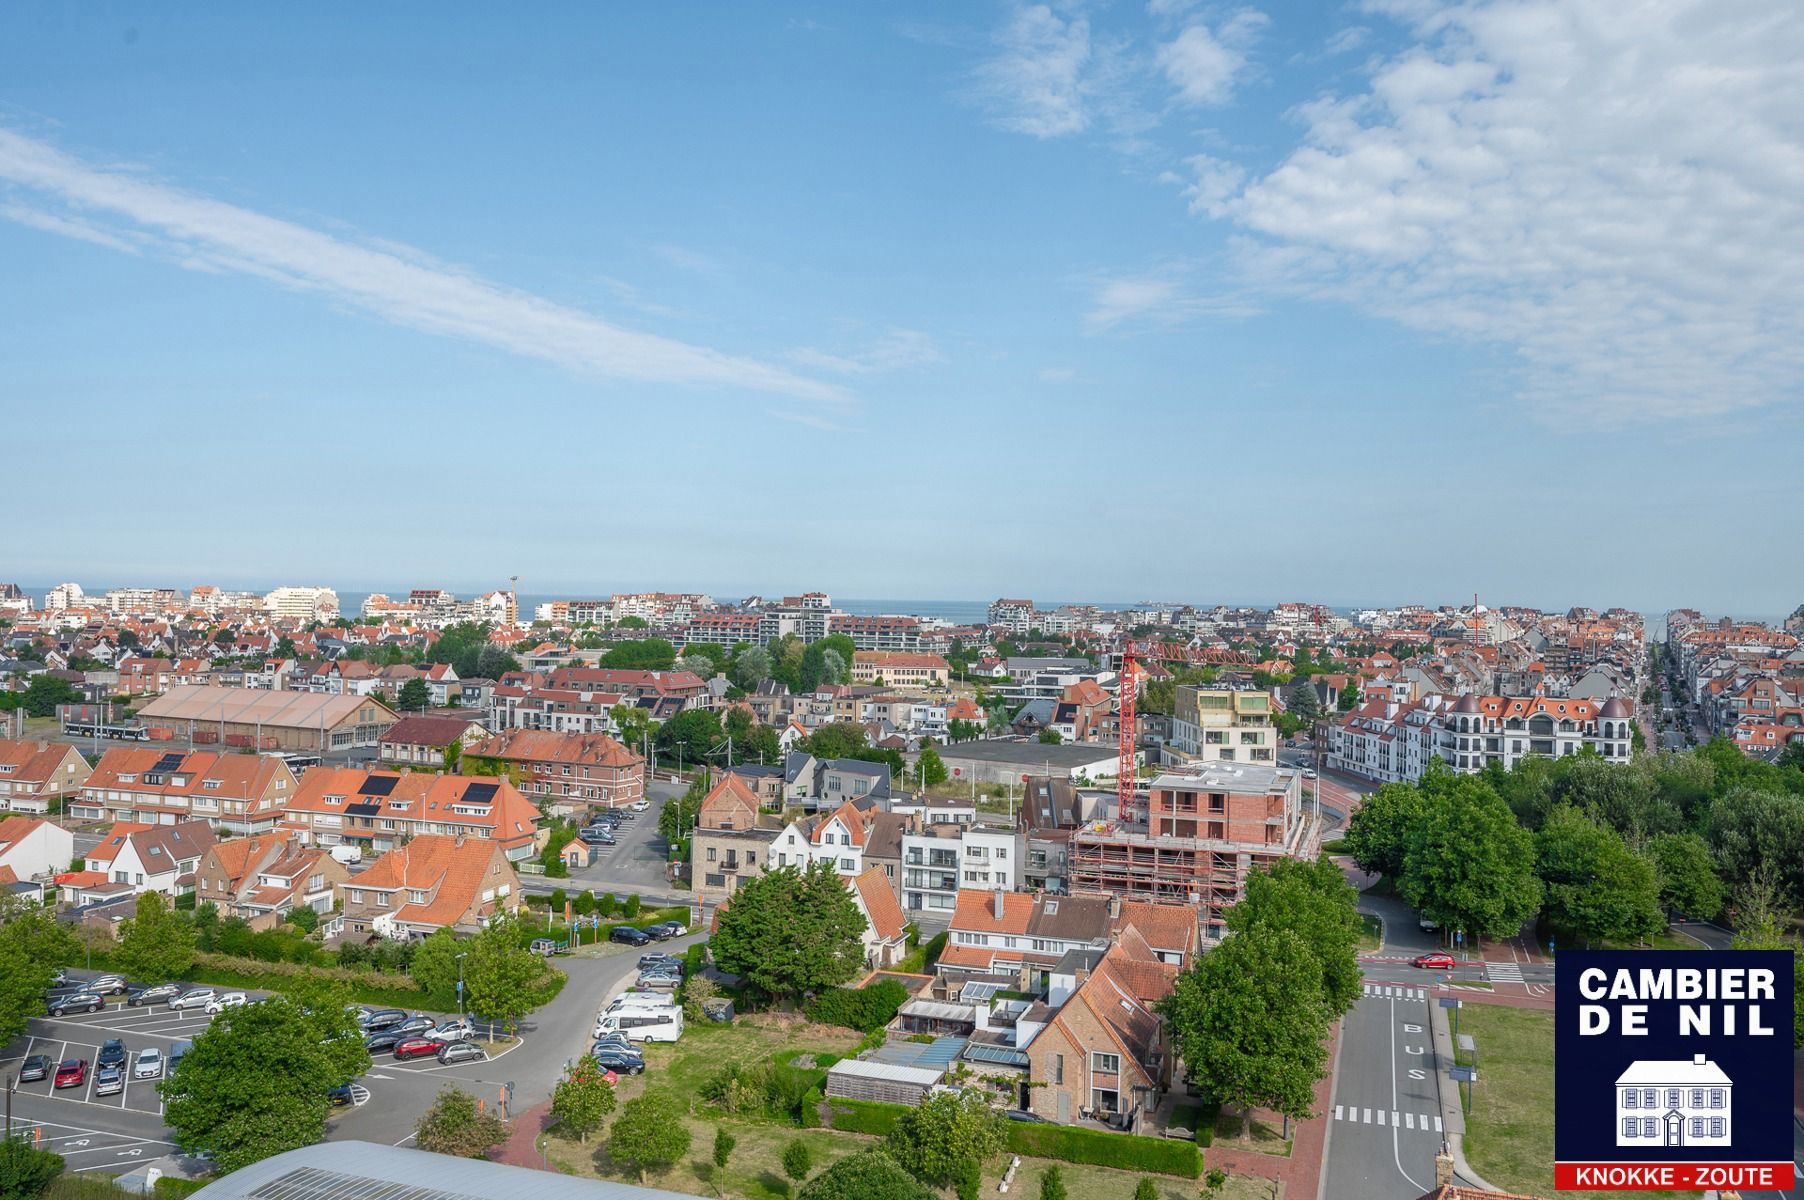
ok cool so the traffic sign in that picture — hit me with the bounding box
[1439,997,1462,1009]
[1450,1066,1478,1083]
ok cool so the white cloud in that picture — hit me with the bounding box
[1196,0,1804,424]
[1155,10,1265,107]
[787,329,943,375]
[970,5,1094,138]
[1038,366,1078,382]
[0,127,844,403]
[1322,25,1372,56]
[1085,271,1259,331]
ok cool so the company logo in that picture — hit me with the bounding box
[1556,950,1793,1191]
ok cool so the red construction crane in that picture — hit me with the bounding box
[1118,641,1142,821]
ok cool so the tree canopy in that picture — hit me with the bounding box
[710,863,867,1003]
[551,1057,617,1143]
[1398,767,1542,941]
[1226,857,1362,1015]
[113,891,199,983]
[603,639,679,671]
[414,1085,509,1158]
[796,1150,935,1200]
[885,1091,1007,1187]
[1535,805,1662,947]
[0,898,76,1043]
[608,1092,692,1181]
[461,915,547,1033]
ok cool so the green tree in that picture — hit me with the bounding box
[1336,684,1360,713]
[885,1091,1007,1187]
[1535,806,1663,946]
[805,722,869,760]
[796,1150,934,1200]
[917,745,948,788]
[0,897,78,1041]
[113,891,198,983]
[414,1085,509,1158]
[1226,857,1362,1015]
[608,1092,692,1182]
[1285,679,1321,722]
[658,708,723,768]
[161,995,347,1170]
[622,893,642,919]
[782,1139,814,1190]
[612,703,653,753]
[1706,788,1804,905]
[274,636,297,659]
[1037,729,1062,745]
[712,1127,737,1195]
[1399,771,1542,942]
[734,646,772,690]
[710,863,867,1004]
[1163,925,1327,1136]
[1648,831,1726,921]
[409,927,463,1000]
[395,678,431,712]
[278,975,373,1087]
[1729,916,1804,1047]
[551,1057,617,1143]
[475,643,521,679]
[0,1134,64,1200]
[602,639,679,671]
[1551,755,1675,843]
[1133,1179,1159,1200]
[1038,1165,1067,1200]
[462,915,544,1034]
[1340,780,1427,879]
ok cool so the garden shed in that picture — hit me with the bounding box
[824,1059,944,1106]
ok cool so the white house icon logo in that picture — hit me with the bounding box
[1615,1054,1732,1147]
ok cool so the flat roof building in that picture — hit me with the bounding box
[936,739,1127,786]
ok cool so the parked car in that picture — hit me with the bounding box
[428,1018,474,1042]
[364,1029,409,1051]
[359,1008,408,1030]
[94,1065,126,1097]
[437,1041,487,1065]
[18,1054,51,1083]
[645,921,687,940]
[610,926,652,947]
[577,827,615,846]
[637,953,681,970]
[628,799,651,812]
[205,992,249,1015]
[590,1045,645,1074]
[1005,1110,1051,1124]
[48,990,105,1016]
[84,975,128,996]
[392,1037,442,1060]
[133,1047,164,1079]
[53,1060,88,1089]
[591,1033,634,1052]
[127,983,183,1007]
[169,1040,193,1075]
[1417,914,1439,933]
[97,1039,127,1069]
[327,1083,356,1107]
[1413,952,1457,970]
[168,988,216,1010]
[389,1015,435,1037]
[635,973,680,992]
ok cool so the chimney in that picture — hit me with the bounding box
[1693,1053,1707,1066]
[993,888,1005,920]
[1107,894,1121,920]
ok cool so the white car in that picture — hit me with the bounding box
[168,988,216,1010]
[427,1018,474,1042]
[628,799,651,812]
[205,991,248,1015]
[133,1047,164,1079]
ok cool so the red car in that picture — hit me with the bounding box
[393,1037,442,1060]
[53,1059,88,1088]
[1413,952,1456,970]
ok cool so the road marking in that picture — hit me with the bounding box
[1377,1109,1386,1126]
[1334,1105,1342,1120]
[1388,993,1427,1193]
[1434,1116,1443,1133]
[1405,1112,1414,1129]
[1488,963,1525,983]
[1363,1108,1371,1124]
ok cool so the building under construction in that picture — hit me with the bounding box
[1067,761,1319,940]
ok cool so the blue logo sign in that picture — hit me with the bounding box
[1556,950,1793,1192]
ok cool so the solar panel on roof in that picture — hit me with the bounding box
[345,802,381,817]
[461,782,498,804]
[960,981,1001,1003]
[963,1043,1030,1067]
[152,754,184,773]
[359,775,398,797]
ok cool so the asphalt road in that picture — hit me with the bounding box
[1325,982,1446,1199]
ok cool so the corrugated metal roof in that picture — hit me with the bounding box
[827,1059,946,1086]
[192,1142,702,1200]
[871,1034,970,1069]
[138,685,392,730]
[897,999,976,1023]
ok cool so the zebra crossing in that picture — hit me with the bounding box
[1334,1105,1443,1133]
[1360,984,1429,1000]
[1487,962,1525,984]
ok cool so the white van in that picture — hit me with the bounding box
[328,845,363,865]
[592,1006,683,1043]
[606,991,680,1013]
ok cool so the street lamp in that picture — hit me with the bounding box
[456,952,469,1021]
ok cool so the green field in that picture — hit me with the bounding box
[1357,913,1383,954]
[1459,1005,1685,1200]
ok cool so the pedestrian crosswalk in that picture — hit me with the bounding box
[1488,963,1525,983]
[1334,1105,1443,1133]
[1360,984,1429,1000]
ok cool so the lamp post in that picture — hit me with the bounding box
[456,952,468,1021]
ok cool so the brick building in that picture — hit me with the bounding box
[74,749,298,835]
[341,834,523,938]
[460,728,646,813]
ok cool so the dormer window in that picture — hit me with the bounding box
[203,780,220,790]
[326,795,345,806]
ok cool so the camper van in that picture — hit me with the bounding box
[605,991,682,1014]
[592,1005,683,1043]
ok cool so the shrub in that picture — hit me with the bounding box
[623,894,642,918]
[826,1098,908,1136]
[804,979,908,1033]
[1134,1178,1159,1200]
[799,1086,824,1129]
[597,892,618,917]
[795,1149,933,1200]
[1003,1125,1200,1179]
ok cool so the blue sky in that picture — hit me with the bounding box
[3,2,1800,614]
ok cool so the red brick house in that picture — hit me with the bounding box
[461,728,645,813]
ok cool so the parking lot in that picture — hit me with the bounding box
[0,979,533,1168]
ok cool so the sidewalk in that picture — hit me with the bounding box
[1205,1017,1340,1198]
[488,1100,555,1170]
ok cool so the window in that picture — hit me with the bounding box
[1052,1054,1063,1085]
[1709,1089,1724,1108]
[1642,1118,1657,1139]
[1666,1088,1680,1108]
[1690,1088,1704,1108]
[1642,1088,1657,1108]
[840,858,855,871]
[707,847,717,862]
[1710,1117,1725,1138]
[1623,1089,1638,1109]
[1691,1117,1705,1138]
[997,848,1008,860]
[1622,1117,1638,1139]
[746,851,756,864]
[349,889,364,904]
[1090,1052,1120,1074]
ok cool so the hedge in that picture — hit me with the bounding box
[1004,1123,1201,1178]
[805,979,909,1033]
[800,1086,824,1129]
[824,1100,1201,1178]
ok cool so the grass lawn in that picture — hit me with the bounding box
[1208,1111,1292,1158]
[1458,1005,1686,1200]
[1357,913,1383,954]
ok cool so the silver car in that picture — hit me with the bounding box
[168,988,216,1010]
[95,1065,126,1096]
[133,1047,164,1079]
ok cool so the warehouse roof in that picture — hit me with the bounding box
[937,739,1121,768]
[138,685,395,730]
[189,1141,704,1200]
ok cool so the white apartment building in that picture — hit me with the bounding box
[901,822,1019,914]
[988,599,1035,634]
[44,582,86,611]
[1328,691,1635,784]
[263,586,340,621]
[1169,687,1278,764]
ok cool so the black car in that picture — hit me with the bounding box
[18,1054,51,1083]
[364,1029,409,1051]
[97,1039,128,1069]
[127,983,183,1007]
[577,827,616,846]
[327,1083,356,1107]
[609,926,651,946]
[591,1045,646,1074]
[389,1016,435,1037]
[1005,1110,1051,1124]
[644,922,686,940]
[48,991,105,1015]
[637,953,680,970]
[359,1008,409,1031]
